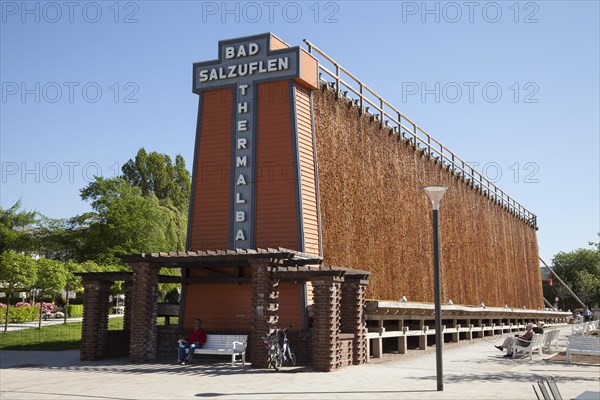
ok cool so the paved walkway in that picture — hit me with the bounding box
[1,325,598,400]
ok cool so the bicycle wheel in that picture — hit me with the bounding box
[266,345,277,369]
[272,347,282,371]
[286,345,296,366]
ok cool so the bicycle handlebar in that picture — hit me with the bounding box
[267,324,294,336]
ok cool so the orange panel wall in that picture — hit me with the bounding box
[297,50,319,90]
[255,81,299,249]
[184,283,251,331]
[188,88,233,250]
[278,283,304,329]
[183,282,303,331]
[295,84,321,255]
[270,35,289,50]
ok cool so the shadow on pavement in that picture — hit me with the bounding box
[1,354,313,377]
[194,389,437,397]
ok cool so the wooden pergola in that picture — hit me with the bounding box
[79,248,369,371]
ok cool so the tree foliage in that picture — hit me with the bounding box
[122,148,191,212]
[0,250,37,292]
[74,148,191,262]
[34,216,85,262]
[35,258,68,294]
[1,148,190,303]
[0,200,37,254]
[544,236,600,309]
[78,177,187,262]
[0,250,38,332]
[64,260,104,292]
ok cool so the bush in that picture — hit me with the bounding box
[68,304,84,318]
[0,305,41,323]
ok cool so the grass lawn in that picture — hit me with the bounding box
[0,316,177,351]
[0,317,124,351]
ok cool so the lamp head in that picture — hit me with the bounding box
[424,186,448,210]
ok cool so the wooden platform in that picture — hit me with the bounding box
[365,300,570,359]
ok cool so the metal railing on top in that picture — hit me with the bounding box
[303,39,537,229]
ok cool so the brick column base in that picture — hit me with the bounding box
[250,259,278,369]
[312,276,342,372]
[80,280,111,361]
[341,277,368,365]
[129,262,158,363]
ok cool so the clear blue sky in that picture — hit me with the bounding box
[1,1,598,263]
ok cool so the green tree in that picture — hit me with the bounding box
[34,258,67,327]
[122,148,191,211]
[0,250,37,332]
[0,200,37,254]
[548,238,600,309]
[34,216,85,262]
[78,177,187,262]
[32,149,191,265]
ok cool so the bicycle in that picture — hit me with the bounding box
[263,325,296,371]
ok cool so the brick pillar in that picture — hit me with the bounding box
[80,279,111,361]
[340,276,368,365]
[312,276,342,372]
[250,259,278,368]
[129,262,158,363]
[123,280,133,331]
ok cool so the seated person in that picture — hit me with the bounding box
[494,323,534,357]
[533,321,544,334]
[177,319,207,365]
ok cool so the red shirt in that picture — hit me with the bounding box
[187,328,207,345]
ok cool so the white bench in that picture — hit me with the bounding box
[512,334,543,359]
[187,334,248,366]
[572,322,590,336]
[541,329,561,354]
[566,335,600,363]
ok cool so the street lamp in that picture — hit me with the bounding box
[424,185,447,392]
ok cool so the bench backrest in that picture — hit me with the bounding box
[203,334,248,350]
[518,334,541,349]
[567,335,600,350]
[530,334,542,348]
[542,329,560,345]
[572,322,589,335]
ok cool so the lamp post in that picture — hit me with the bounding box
[424,185,447,392]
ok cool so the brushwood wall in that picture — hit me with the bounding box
[314,87,542,308]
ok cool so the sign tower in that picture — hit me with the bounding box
[188,33,321,255]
